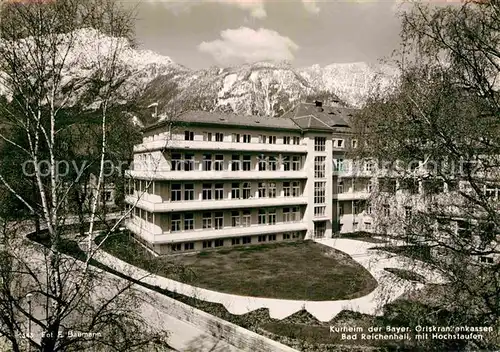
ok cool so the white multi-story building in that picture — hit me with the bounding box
[124,101,374,255]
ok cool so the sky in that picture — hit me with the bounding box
[123,0,410,70]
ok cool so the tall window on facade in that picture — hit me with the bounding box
[258,209,266,224]
[283,156,290,171]
[171,153,182,171]
[243,155,251,171]
[242,182,251,199]
[203,153,212,171]
[231,211,241,227]
[269,156,278,171]
[314,182,326,204]
[292,136,300,145]
[268,208,276,225]
[283,136,291,145]
[231,183,240,199]
[258,182,267,198]
[314,156,326,178]
[184,184,194,201]
[214,154,224,171]
[314,206,326,217]
[202,212,212,229]
[214,212,224,229]
[258,155,267,171]
[314,137,326,151]
[292,181,301,197]
[202,183,212,200]
[268,182,277,198]
[242,210,251,227]
[268,136,277,144]
[292,156,301,171]
[184,153,194,171]
[258,135,266,143]
[184,131,194,141]
[184,213,194,230]
[243,134,251,143]
[383,204,390,217]
[203,132,213,142]
[171,214,181,232]
[283,182,291,197]
[214,183,224,200]
[231,133,240,143]
[215,132,224,142]
[231,155,240,171]
[171,184,182,201]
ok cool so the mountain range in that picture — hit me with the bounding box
[1,29,400,122]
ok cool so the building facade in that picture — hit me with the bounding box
[123,101,376,255]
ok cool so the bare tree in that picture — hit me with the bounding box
[0,0,174,351]
[353,1,499,349]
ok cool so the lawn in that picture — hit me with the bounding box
[370,245,433,264]
[337,232,388,244]
[99,233,378,301]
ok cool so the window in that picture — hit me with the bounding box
[202,212,212,229]
[268,209,276,225]
[171,214,181,232]
[203,132,213,142]
[184,153,194,171]
[283,156,290,171]
[215,132,224,142]
[334,158,345,172]
[314,206,325,217]
[184,184,194,201]
[171,153,182,171]
[367,204,372,214]
[231,155,240,171]
[268,136,277,144]
[202,183,212,200]
[231,183,240,199]
[184,131,194,141]
[269,156,278,171]
[283,207,291,222]
[214,154,224,171]
[292,181,301,197]
[231,211,241,227]
[258,155,267,171]
[314,137,326,151]
[283,182,291,197]
[283,136,291,144]
[214,212,224,229]
[202,241,212,248]
[242,236,251,244]
[268,182,277,198]
[172,243,182,251]
[292,136,300,145]
[337,180,344,194]
[104,191,112,202]
[184,242,194,250]
[480,256,494,264]
[352,139,358,149]
[364,160,374,172]
[243,182,251,199]
[243,134,251,143]
[232,133,240,143]
[314,182,326,204]
[291,207,300,221]
[171,184,182,201]
[242,210,251,227]
[231,238,241,245]
[283,233,290,240]
[243,155,251,171]
[258,209,266,224]
[184,213,194,230]
[203,153,212,171]
[214,183,224,200]
[364,222,372,230]
[258,235,267,242]
[334,139,344,148]
[314,156,326,178]
[258,182,267,198]
[404,206,412,219]
[214,239,224,247]
[259,135,266,143]
[383,204,390,217]
[268,234,276,241]
[292,156,301,171]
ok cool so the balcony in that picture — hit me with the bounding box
[127,169,307,180]
[134,139,308,154]
[125,195,308,212]
[126,220,308,244]
[335,191,370,201]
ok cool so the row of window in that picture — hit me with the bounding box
[170,153,302,172]
[185,130,302,145]
[167,181,302,201]
[171,232,303,251]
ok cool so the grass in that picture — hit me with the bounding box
[99,234,378,301]
[384,267,426,283]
